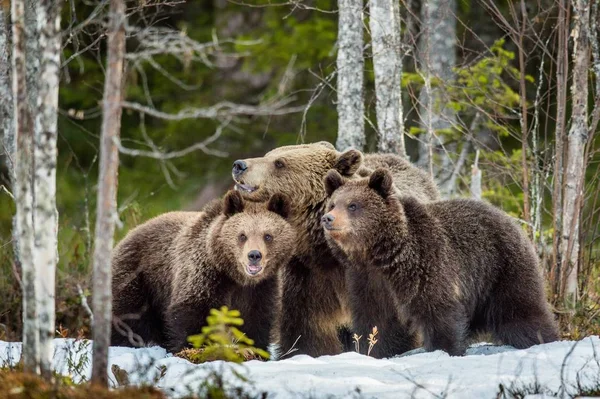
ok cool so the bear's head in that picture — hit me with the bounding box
[217,190,296,283]
[231,142,363,206]
[321,168,405,258]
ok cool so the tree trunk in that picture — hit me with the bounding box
[91,0,126,386]
[0,7,13,180]
[33,0,62,378]
[24,0,40,112]
[369,0,406,156]
[12,0,40,374]
[417,0,457,176]
[560,0,590,308]
[551,0,569,299]
[470,149,482,200]
[336,0,365,151]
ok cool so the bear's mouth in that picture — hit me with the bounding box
[324,228,346,240]
[246,264,263,276]
[233,179,258,193]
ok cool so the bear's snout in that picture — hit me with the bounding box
[248,249,262,264]
[321,213,335,230]
[232,160,248,177]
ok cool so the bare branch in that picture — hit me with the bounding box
[117,117,230,159]
[121,98,304,120]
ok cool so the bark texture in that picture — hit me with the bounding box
[336,0,365,151]
[417,0,457,178]
[24,0,40,111]
[0,7,13,179]
[92,0,126,386]
[369,0,405,156]
[33,0,62,377]
[560,0,590,307]
[551,0,569,298]
[12,0,40,374]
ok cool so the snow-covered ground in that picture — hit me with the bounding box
[1,337,600,398]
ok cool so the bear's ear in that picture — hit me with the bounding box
[324,170,345,196]
[368,168,393,198]
[335,149,363,176]
[223,190,244,217]
[316,141,336,150]
[267,193,292,220]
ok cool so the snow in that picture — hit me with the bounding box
[1,337,600,398]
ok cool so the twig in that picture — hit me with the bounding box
[279,335,301,359]
[77,284,94,324]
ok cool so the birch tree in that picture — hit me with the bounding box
[12,0,39,374]
[0,8,13,179]
[417,0,457,182]
[368,0,406,157]
[336,0,365,151]
[92,0,126,386]
[560,0,590,308]
[33,0,62,377]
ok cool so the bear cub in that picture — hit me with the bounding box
[322,168,558,356]
[111,190,295,353]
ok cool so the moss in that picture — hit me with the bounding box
[0,370,165,399]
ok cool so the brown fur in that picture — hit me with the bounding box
[231,142,439,356]
[111,191,295,353]
[323,169,559,356]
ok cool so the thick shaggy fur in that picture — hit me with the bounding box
[111,191,295,353]
[323,169,559,356]
[231,142,438,356]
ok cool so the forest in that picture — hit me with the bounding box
[0,0,599,397]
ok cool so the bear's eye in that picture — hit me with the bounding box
[348,203,358,212]
[264,234,273,242]
[274,159,285,169]
[328,203,335,211]
[239,233,247,242]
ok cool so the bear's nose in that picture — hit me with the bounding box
[322,214,335,223]
[321,214,335,229]
[248,250,262,263]
[232,160,247,175]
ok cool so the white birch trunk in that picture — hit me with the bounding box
[92,0,126,386]
[417,0,457,171]
[25,0,40,112]
[470,150,482,200]
[33,0,62,377]
[12,0,40,374]
[0,8,14,180]
[561,0,590,307]
[369,0,405,157]
[336,0,365,151]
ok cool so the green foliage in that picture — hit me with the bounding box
[402,39,531,143]
[182,307,270,364]
[448,39,530,117]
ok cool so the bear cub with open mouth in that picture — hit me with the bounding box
[111,190,295,353]
[322,168,558,356]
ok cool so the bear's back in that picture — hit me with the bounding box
[363,154,440,202]
[112,211,204,308]
[416,198,537,303]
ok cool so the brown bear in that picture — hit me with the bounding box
[322,168,559,356]
[110,190,295,353]
[231,142,439,357]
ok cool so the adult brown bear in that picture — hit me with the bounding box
[231,142,439,357]
[322,168,559,355]
[111,191,295,353]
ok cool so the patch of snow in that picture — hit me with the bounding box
[1,337,599,398]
